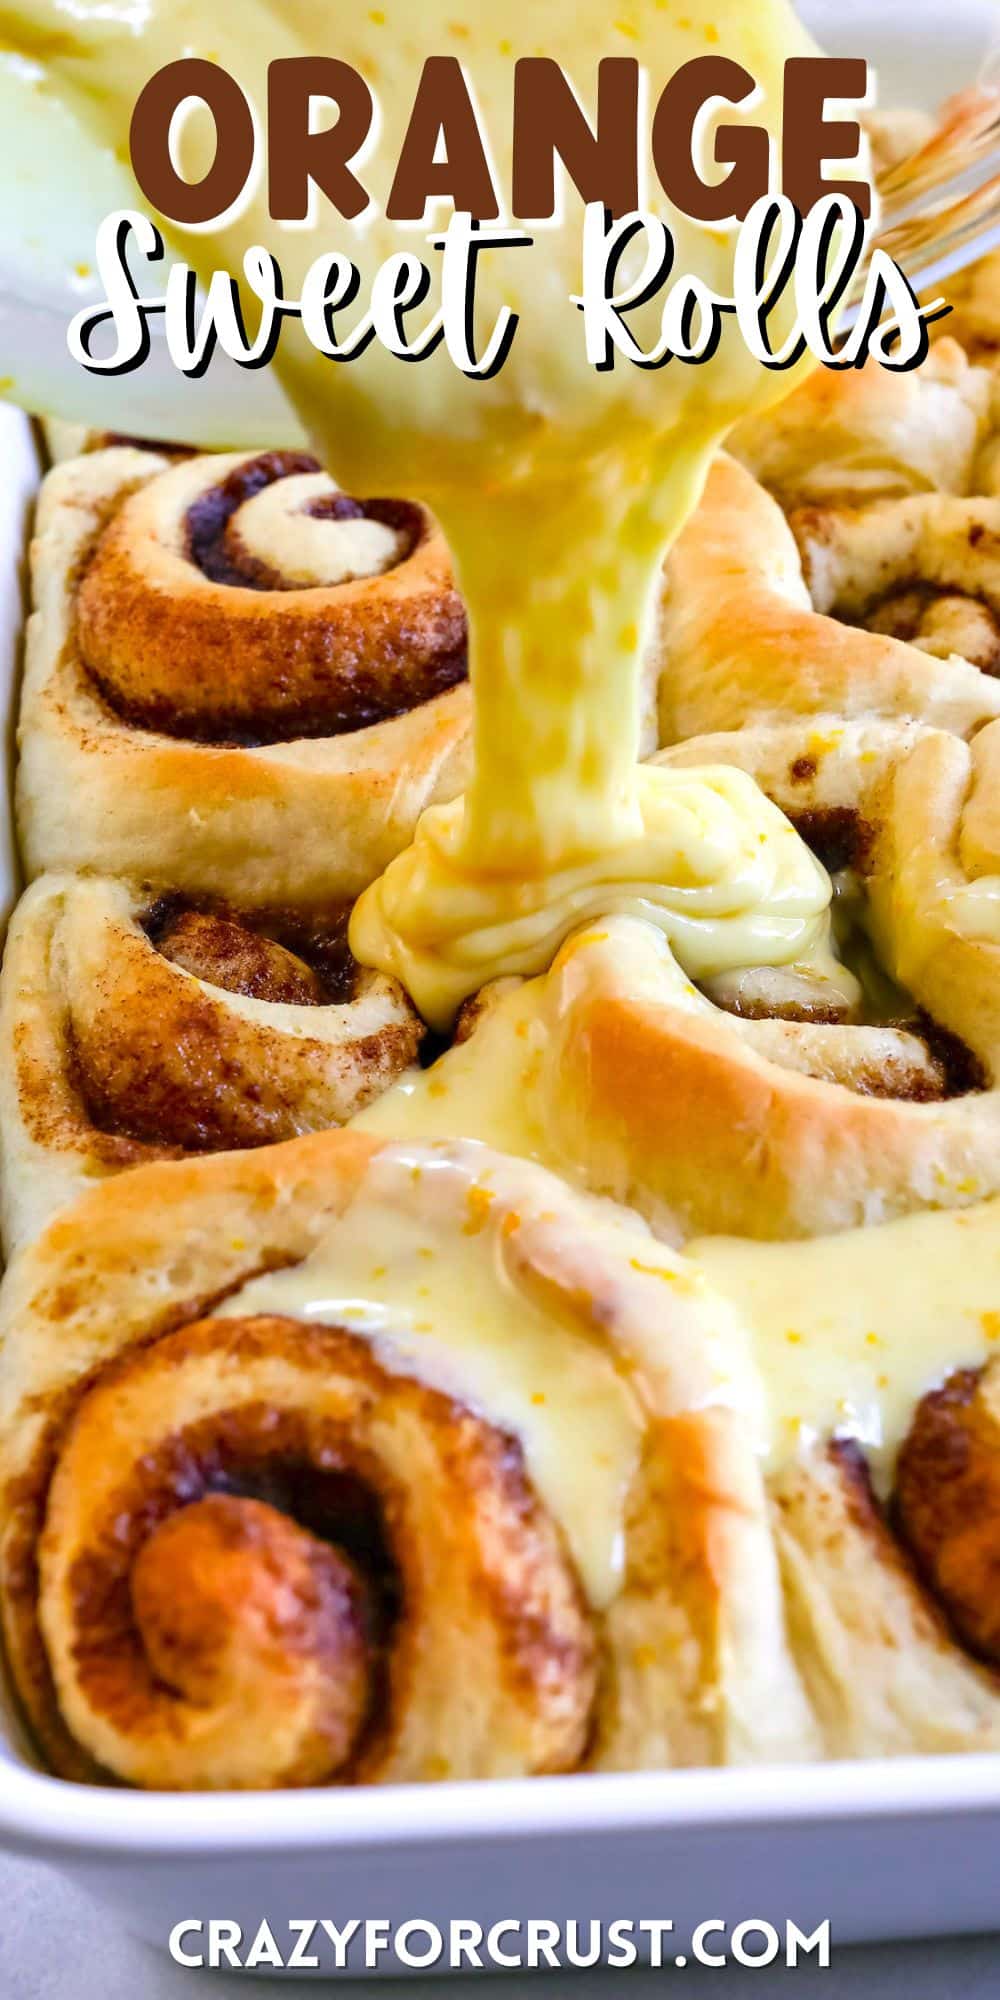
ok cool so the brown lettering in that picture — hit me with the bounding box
[512,57,639,219]
[129,59,255,225]
[267,59,373,222]
[782,57,871,218]
[652,56,768,222]
[386,56,498,220]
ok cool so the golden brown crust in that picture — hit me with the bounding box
[550,978,992,1241]
[77,452,466,741]
[17,448,473,907]
[865,107,936,180]
[538,714,1000,1238]
[658,453,1000,747]
[0,1131,818,1787]
[896,1361,1000,1664]
[130,1489,366,1722]
[37,1311,596,1789]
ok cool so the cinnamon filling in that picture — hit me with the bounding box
[184,450,421,591]
[859,582,1000,678]
[786,805,874,876]
[52,895,417,1156]
[20,1311,596,1788]
[76,451,469,745]
[143,894,359,1006]
[64,1400,404,1769]
[156,909,325,1007]
[894,1367,1000,1668]
[100,433,192,459]
[788,496,1000,679]
[701,804,986,1103]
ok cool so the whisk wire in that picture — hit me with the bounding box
[869,78,1000,300]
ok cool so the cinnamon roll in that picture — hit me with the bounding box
[684,1210,1000,1755]
[18,446,471,906]
[731,332,1000,672]
[658,446,1000,747]
[732,337,996,511]
[895,1363,1000,1665]
[769,1430,1000,1758]
[429,715,1000,1240]
[0,873,422,1253]
[660,325,1000,743]
[0,1131,816,1787]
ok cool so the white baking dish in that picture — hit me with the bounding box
[2,412,1000,1987]
[2,0,1000,1966]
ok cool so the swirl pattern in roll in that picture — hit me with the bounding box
[0,872,423,1253]
[18,447,472,906]
[77,449,464,741]
[39,1314,596,1789]
[426,712,1000,1240]
[5,1130,1000,1789]
[656,337,1000,746]
[0,1132,818,1787]
[732,333,1000,677]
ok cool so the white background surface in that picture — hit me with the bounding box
[2,2,1000,1993]
[0,1851,997,1997]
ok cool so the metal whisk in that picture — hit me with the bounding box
[871,78,1000,299]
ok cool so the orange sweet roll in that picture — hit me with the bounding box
[415,713,1000,1241]
[17,446,472,907]
[768,1416,1000,1759]
[6,1129,1000,1787]
[0,873,422,1254]
[659,333,1000,743]
[0,1130,817,1788]
[657,451,1000,749]
[730,329,1000,672]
